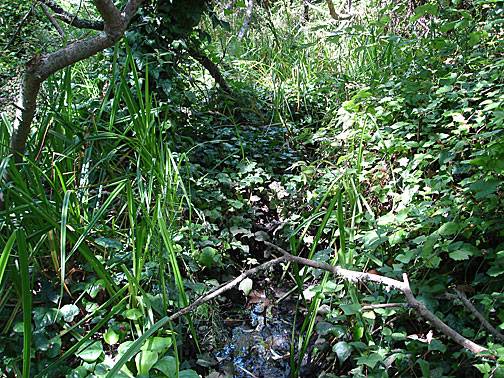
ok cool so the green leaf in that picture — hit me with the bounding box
[154,356,177,378]
[437,222,459,236]
[340,303,361,316]
[356,352,383,368]
[104,328,119,345]
[332,341,352,365]
[198,247,219,268]
[17,229,32,378]
[487,264,504,277]
[95,237,123,250]
[135,350,159,376]
[179,370,200,378]
[123,308,143,320]
[60,304,79,323]
[141,337,172,353]
[76,340,103,363]
[361,230,388,251]
[417,359,430,377]
[0,232,16,289]
[449,250,472,261]
[238,278,253,296]
[469,178,501,199]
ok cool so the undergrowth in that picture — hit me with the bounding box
[0,0,503,377]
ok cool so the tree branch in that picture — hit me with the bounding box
[39,0,104,31]
[9,0,143,162]
[187,47,232,94]
[263,241,490,356]
[39,3,65,38]
[453,288,504,343]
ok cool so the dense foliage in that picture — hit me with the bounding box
[0,0,503,377]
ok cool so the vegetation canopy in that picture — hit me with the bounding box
[0,0,503,377]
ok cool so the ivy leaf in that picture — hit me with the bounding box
[60,304,79,323]
[340,303,361,315]
[76,340,103,363]
[356,352,383,368]
[332,341,352,365]
[449,249,472,261]
[238,278,253,296]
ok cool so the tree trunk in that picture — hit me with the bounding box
[10,0,142,162]
[0,0,142,209]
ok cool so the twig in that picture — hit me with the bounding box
[39,3,65,39]
[362,303,407,311]
[38,0,104,30]
[5,4,35,49]
[263,241,490,356]
[167,256,286,322]
[454,288,504,343]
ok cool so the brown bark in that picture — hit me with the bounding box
[326,0,352,21]
[188,47,232,94]
[9,0,142,162]
[264,241,490,356]
[39,0,104,31]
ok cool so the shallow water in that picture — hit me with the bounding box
[215,303,293,377]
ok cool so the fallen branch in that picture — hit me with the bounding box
[168,256,285,321]
[263,241,490,356]
[453,288,504,343]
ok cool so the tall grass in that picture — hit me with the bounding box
[0,44,202,374]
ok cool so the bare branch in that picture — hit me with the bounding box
[39,0,104,31]
[167,256,286,321]
[454,288,504,343]
[263,241,490,356]
[39,3,66,38]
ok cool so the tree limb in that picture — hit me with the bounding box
[39,3,65,38]
[9,0,143,162]
[263,241,490,356]
[38,0,104,31]
[454,288,504,343]
[187,47,232,94]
